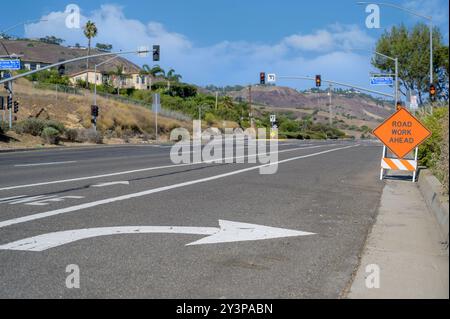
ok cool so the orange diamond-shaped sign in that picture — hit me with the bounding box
[373,108,432,159]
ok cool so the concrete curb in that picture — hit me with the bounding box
[417,169,449,246]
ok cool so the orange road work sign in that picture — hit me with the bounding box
[373,108,432,159]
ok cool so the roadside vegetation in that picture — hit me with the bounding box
[418,106,449,193]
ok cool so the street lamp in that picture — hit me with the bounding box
[356,2,434,86]
[0,19,48,59]
[0,19,48,37]
[347,48,399,107]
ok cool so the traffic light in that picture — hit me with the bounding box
[7,96,12,110]
[13,101,19,113]
[260,72,266,85]
[315,75,321,87]
[91,105,99,117]
[429,84,436,102]
[153,45,160,62]
[396,101,403,110]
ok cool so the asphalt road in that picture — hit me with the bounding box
[0,139,384,298]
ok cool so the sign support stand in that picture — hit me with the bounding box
[374,108,431,183]
[412,147,419,182]
[380,145,386,180]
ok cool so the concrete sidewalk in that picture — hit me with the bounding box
[347,179,449,299]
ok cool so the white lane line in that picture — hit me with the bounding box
[0,144,358,229]
[0,144,334,191]
[0,195,28,202]
[91,181,130,187]
[14,161,77,167]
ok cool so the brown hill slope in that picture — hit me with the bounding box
[229,85,393,121]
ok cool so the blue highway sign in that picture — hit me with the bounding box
[0,59,21,70]
[370,77,394,86]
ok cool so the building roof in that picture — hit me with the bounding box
[0,39,143,75]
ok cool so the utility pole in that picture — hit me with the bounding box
[328,84,332,127]
[248,85,253,128]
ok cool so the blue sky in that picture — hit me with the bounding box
[2,0,449,94]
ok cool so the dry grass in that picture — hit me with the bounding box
[10,79,189,135]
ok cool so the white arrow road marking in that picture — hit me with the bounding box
[0,144,358,229]
[91,181,130,187]
[0,144,332,191]
[0,220,315,251]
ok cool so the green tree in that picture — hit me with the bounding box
[373,23,448,104]
[166,68,182,82]
[39,36,64,45]
[84,20,98,88]
[142,64,165,78]
[95,43,112,52]
[109,65,131,95]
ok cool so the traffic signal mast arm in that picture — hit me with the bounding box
[276,75,394,98]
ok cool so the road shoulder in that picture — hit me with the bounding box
[346,178,449,299]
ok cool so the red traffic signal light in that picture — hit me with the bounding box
[429,84,436,94]
[260,72,266,85]
[315,75,321,87]
[429,84,436,102]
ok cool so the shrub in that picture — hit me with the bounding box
[151,82,197,98]
[204,112,217,125]
[77,128,103,144]
[418,107,449,194]
[418,107,447,169]
[45,120,65,134]
[21,118,46,136]
[41,127,61,145]
[279,120,300,132]
[439,109,449,194]
[66,129,78,142]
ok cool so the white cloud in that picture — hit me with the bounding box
[282,24,374,52]
[23,4,378,88]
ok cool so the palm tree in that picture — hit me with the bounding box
[145,65,165,78]
[109,65,131,95]
[84,20,98,88]
[166,68,182,82]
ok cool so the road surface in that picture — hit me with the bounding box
[0,140,384,298]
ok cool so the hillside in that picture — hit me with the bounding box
[229,85,393,121]
[0,39,141,75]
[0,79,190,149]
